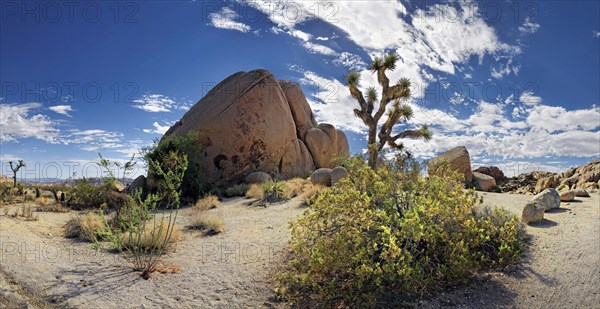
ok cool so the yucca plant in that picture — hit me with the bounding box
[345,52,432,170]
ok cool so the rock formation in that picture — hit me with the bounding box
[160,70,349,185]
[428,146,473,183]
[473,166,507,184]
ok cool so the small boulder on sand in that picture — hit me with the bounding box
[473,172,496,192]
[532,188,561,210]
[330,166,349,185]
[311,168,332,186]
[559,190,576,202]
[572,188,590,197]
[522,201,545,224]
[245,172,272,184]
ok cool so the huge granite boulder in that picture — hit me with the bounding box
[159,70,349,186]
[428,146,473,183]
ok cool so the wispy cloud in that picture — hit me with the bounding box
[132,94,189,112]
[519,91,542,106]
[143,122,170,134]
[519,17,541,35]
[0,103,59,143]
[48,105,74,117]
[208,7,251,33]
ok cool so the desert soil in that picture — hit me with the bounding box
[0,192,598,308]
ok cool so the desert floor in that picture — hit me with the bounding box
[0,191,598,308]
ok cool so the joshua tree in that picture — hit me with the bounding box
[8,160,25,187]
[345,53,431,170]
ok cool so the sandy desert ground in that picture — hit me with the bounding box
[0,191,598,308]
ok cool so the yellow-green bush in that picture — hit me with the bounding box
[277,156,526,307]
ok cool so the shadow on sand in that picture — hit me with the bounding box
[527,218,558,228]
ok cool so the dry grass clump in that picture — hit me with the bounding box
[245,184,264,200]
[194,193,220,211]
[65,213,109,242]
[35,197,56,206]
[189,211,224,235]
[36,203,69,213]
[21,205,39,221]
[223,183,250,197]
[300,183,325,205]
[283,178,308,199]
[121,221,182,251]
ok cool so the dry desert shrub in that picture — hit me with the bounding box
[223,183,250,197]
[299,183,325,204]
[283,178,309,199]
[65,212,109,242]
[189,211,224,235]
[121,221,182,251]
[37,203,69,213]
[245,184,264,200]
[2,207,9,216]
[194,193,220,211]
[20,205,38,221]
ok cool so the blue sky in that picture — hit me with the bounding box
[1,0,599,180]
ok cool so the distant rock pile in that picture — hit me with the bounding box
[160,69,349,186]
[503,160,600,194]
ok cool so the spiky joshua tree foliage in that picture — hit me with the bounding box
[8,160,25,187]
[345,53,431,169]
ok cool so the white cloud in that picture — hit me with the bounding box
[519,17,541,35]
[519,91,542,106]
[143,122,171,135]
[596,31,600,38]
[333,52,366,71]
[132,94,185,112]
[526,105,600,133]
[315,36,329,41]
[0,103,59,143]
[208,7,251,33]
[302,41,336,55]
[64,129,125,152]
[48,105,74,117]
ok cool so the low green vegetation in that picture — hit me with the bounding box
[142,133,206,202]
[277,155,527,307]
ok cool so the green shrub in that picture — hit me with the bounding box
[261,181,287,203]
[277,155,526,307]
[68,179,117,210]
[143,132,206,201]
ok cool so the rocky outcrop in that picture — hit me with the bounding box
[473,166,507,184]
[473,172,496,192]
[522,201,545,224]
[532,188,561,211]
[428,146,473,183]
[502,160,600,194]
[160,70,349,186]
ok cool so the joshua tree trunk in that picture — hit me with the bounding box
[8,160,25,187]
[345,53,432,170]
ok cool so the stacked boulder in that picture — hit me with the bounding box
[159,70,350,186]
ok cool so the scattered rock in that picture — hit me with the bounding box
[522,201,545,224]
[532,188,561,210]
[428,146,473,183]
[330,166,349,185]
[245,172,272,184]
[310,168,332,186]
[572,188,590,197]
[473,166,507,183]
[559,190,576,202]
[473,172,496,192]
[124,175,146,194]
